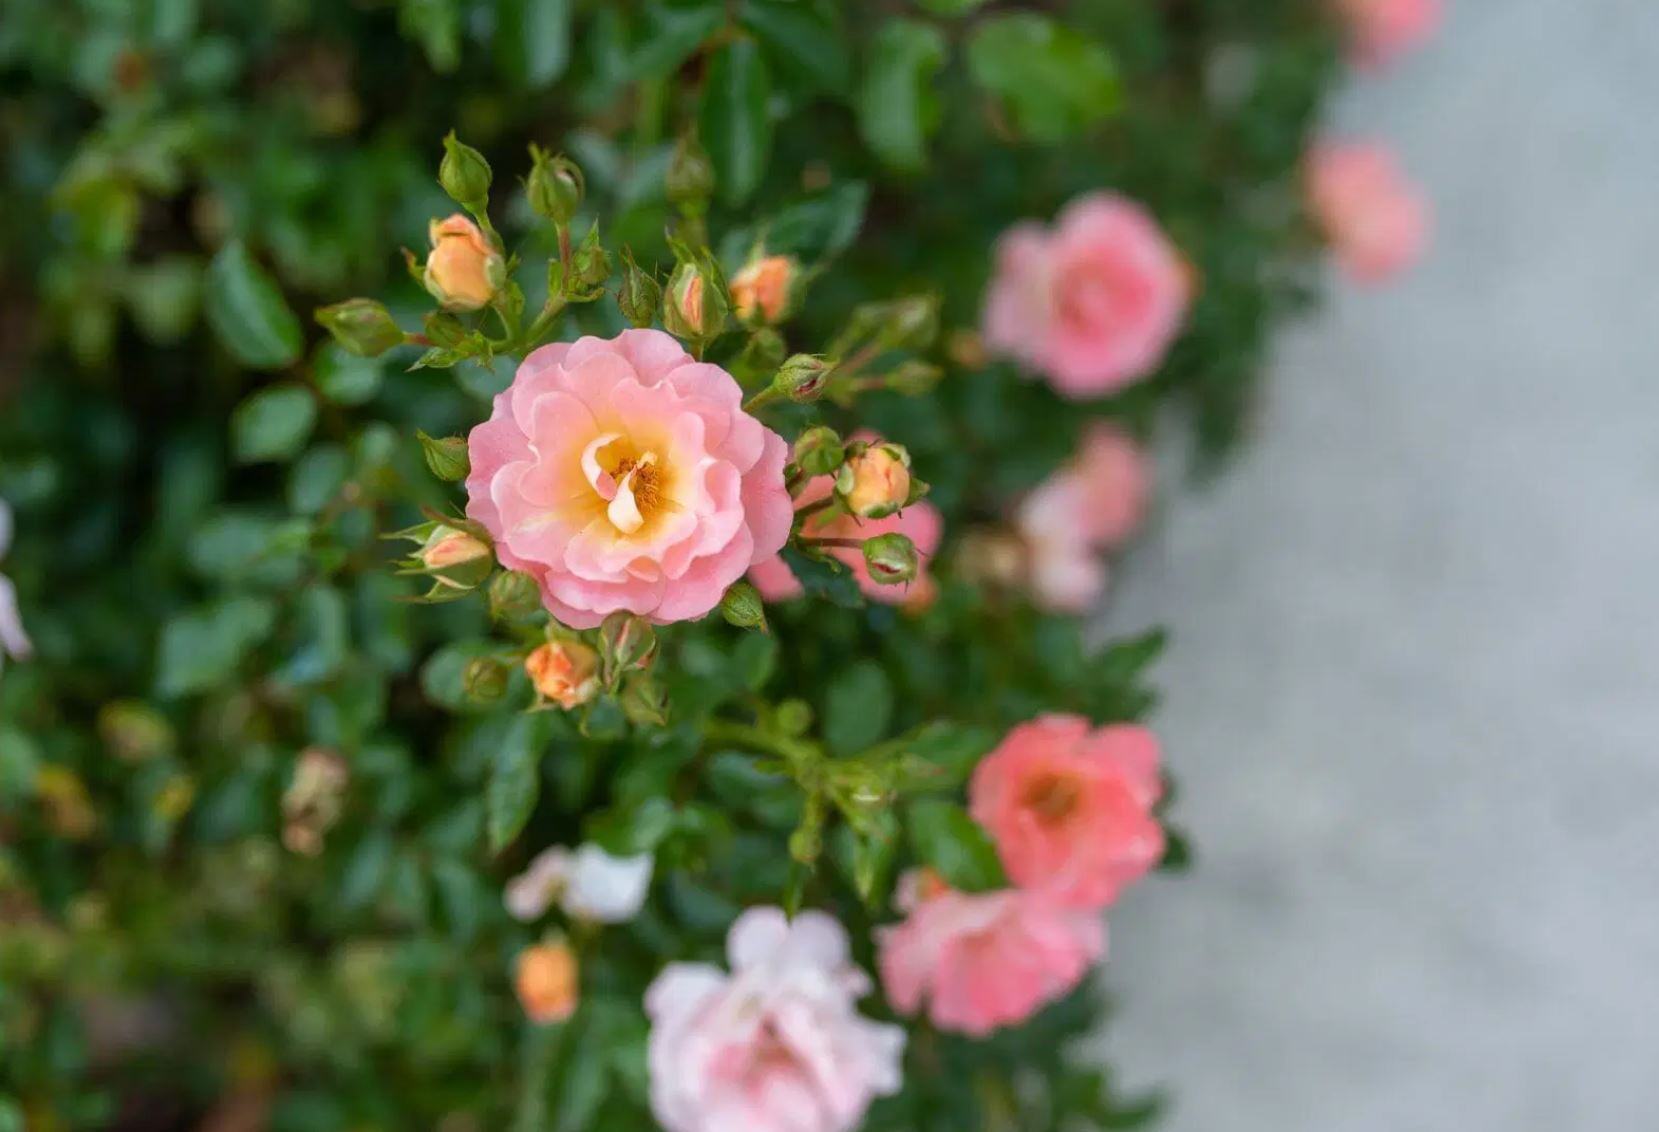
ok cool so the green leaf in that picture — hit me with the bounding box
[231,385,317,464]
[822,660,892,756]
[497,0,571,88]
[906,799,1006,892]
[699,37,772,206]
[276,586,350,687]
[488,715,544,853]
[723,182,868,266]
[204,240,303,370]
[779,545,863,608]
[741,0,849,93]
[627,3,725,82]
[966,14,1120,143]
[857,19,947,172]
[314,343,384,406]
[399,0,461,71]
[586,796,676,856]
[156,598,277,698]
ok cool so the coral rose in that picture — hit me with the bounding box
[983,192,1190,398]
[970,714,1164,909]
[746,473,942,606]
[1306,143,1430,284]
[515,941,579,1025]
[730,254,795,324]
[1015,424,1150,613]
[1335,0,1441,70]
[465,330,793,629]
[877,871,1105,1037]
[646,907,904,1132]
[524,639,600,709]
[424,214,503,311]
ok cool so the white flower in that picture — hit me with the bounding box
[645,907,906,1132]
[505,843,654,924]
[0,501,31,676]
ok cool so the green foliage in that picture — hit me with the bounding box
[0,0,1340,1127]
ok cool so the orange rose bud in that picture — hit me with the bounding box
[514,941,578,1025]
[423,214,504,311]
[838,443,912,519]
[730,254,795,324]
[525,639,600,710]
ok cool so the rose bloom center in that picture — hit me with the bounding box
[1020,771,1084,825]
[580,431,677,536]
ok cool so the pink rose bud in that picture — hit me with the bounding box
[420,525,493,590]
[730,254,796,324]
[837,443,912,519]
[862,532,919,586]
[515,941,579,1025]
[1335,0,1442,70]
[423,214,504,311]
[1306,142,1429,284]
[663,262,726,340]
[525,639,601,710]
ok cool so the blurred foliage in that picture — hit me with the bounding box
[0,0,1338,1128]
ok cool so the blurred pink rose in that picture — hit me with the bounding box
[1336,0,1441,70]
[1306,143,1430,284]
[877,871,1105,1037]
[983,193,1190,399]
[970,714,1164,909]
[465,330,793,628]
[1015,425,1150,613]
[646,907,905,1132]
[746,473,943,606]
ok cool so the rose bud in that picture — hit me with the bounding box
[417,431,470,482]
[515,941,579,1026]
[617,249,662,328]
[421,525,493,589]
[730,254,796,325]
[773,353,833,403]
[462,655,510,705]
[719,580,768,633]
[487,570,542,623]
[662,260,726,341]
[570,225,611,292]
[792,426,846,478]
[438,131,492,209]
[666,136,715,209]
[837,443,912,519]
[527,146,583,226]
[314,298,404,357]
[423,214,504,311]
[525,639,601,710]
[597,612,657,683]
[862,532,919,586]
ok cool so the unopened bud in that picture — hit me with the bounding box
[730,254,796,325]
[791,426,846,478]
[424,214,504,311]
[616,249,662,328]
[525,639,600,710]
[462,655,510,704]
[423,310,468,348]
[618,675,669,728]
[861,532,919,586]
[774,698,813,737]
[662,260,726,341]
[515,940,579,1025]
[527,147,583,225]
[570,225,611,292]
[666,136,715,209]
[97,700,174,762]
[837,443,911,519]
[719,581,768,632]
[598,612,657,683]
[438,132,492,208]
[488,570,542,622]
[417,431,470,482]
[314,298,404,357]
[773,354,832,403]
[880,294,940,350]
[421,525,493,589]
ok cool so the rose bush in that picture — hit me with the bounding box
[0,1,1431,1129]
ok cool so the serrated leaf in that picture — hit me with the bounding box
[822,660,892,756]
[906,799,1006,892]
[966,14,1120,142]
[487,715,543,853]
[231,385,316,464]
[741,0,849,93]
[857,19,947,172]
[497,0,571,88]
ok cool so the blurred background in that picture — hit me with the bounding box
[1103,0,1659,1128]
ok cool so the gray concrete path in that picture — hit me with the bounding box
[1100,2,1659,1128]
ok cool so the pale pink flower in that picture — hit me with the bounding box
[983,193,1190,399]
[1306,143,1430,284]
[506,843,654,924]
[1335,0,1442,70]
[745,475,943,606]
[646,907,905,1132]
[465,330,793,629]
[970,714,1164,910]
[877,871,1105,1037]
[1015,425,1150,613]
[0,501,31,675]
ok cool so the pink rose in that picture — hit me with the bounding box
[983,192,1190,399]
[877,871,1105,1037]
[746,474,943,606]
[465,330,793,629]
[970,714,1164,909]
[1306,143,1430,284]
[646,907,905,1132]
[1015,425,1150,613]
[1335,0,1441,70]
